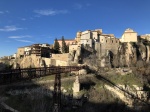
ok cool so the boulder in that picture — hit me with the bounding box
[79,69,87,75]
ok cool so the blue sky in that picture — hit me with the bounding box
[0,0,150,57]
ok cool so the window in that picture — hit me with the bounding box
[112,40,113,43]
[106,40,107,43]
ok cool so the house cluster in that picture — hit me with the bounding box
[0,43,53,60]
[1,28,150,61]
[69,28,136,56]
[0,53,17,60]
[73,28,150,53]
[17,43,53,58]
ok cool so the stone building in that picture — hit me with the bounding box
[76,29,102,48]
[80,30,93,47]
[98,34,120,56]
[75,31,82,43]
[120,28,137,42]
[57,39,76,47]
[138,34,150,41]
[24,46,31,56]
[94,32,120,67]
[57,39,76,52]
[17,44,51,58]
[31,44,51,57]
[17,47,25,58]
[69,44,80,52]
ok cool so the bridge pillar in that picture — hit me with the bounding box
[72,75,80,98]
[53,67,61,112]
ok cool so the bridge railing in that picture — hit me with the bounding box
[0,66,85,85]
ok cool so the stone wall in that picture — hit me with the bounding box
[101,37,119,56]
[51,53,69,61]
[95,37,119,58]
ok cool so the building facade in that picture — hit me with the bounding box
[78,29,102,48]
[31,44,51,57]
[57,39,76,47]
[17,47,25,58]
[120,28,137,42]
[97,34,120,56]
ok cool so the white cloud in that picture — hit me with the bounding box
[74,3,91,9]
[8,35,32,39]
[5,11,9,13]
[21,18,26,21]
[0,26,23,32]
[34,9,68,16]
[74,4,82,9]
[0,10,9,14]
[86,3,91,7]
[0,11,4,14]
[16,39,33,43]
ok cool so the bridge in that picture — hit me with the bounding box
[0,66,86,112]
[0,66,85,85]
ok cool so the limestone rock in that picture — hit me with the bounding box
[72,76,80,98]
[69,51,75,61]
[63,89,67,93]
[79,69,87,75]
[74,46,81,63]
[49,86,54,91]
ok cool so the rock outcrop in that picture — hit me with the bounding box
[20,56,40,68]
[68,46,81,64]
[74,46,81,63]
[105,84,148,107]
[78,69,87,75]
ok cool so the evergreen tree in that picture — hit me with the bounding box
[66,44,69,53]
[54,38,60,53]
[61,36,67,53]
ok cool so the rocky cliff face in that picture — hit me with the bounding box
[68,46,82,65]
[102,42,150,68]
[81,41,150,68]
[0,55,42,69]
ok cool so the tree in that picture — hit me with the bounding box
[66,44,69,53]
[54,38,60,53]
[61,36,67,53]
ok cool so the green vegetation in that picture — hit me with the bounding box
[53,38,60,53]
[61,36,67,53]
[34,75,55,81]
[103,73,143,87]
[34,72,72,81]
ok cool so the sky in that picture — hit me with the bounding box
[0,0,150,57]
